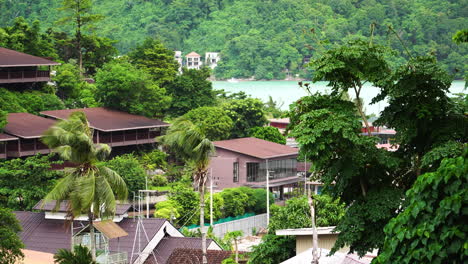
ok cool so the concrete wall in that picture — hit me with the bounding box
[208,148,263,190]
[296,234,350,254]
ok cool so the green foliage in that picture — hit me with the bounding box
[54,245,97,264]
[219,188,253,217]
[264,96,284,118]
[248,235,295,264]
[184,106,234,141]
[167,185,200,226]
[128,38,178,86]
[0,110,6,132]
[375,56,463,163]
[166,67,216,116]
[268,195,345,233]
[249,126,286,145]
[1,0,466,79]
[452,29,468,44]
[0,17,57,59]
[222,98,268,138]
[53,62,84,99]
[150,174,168,187]
[0,208,24,264]
[0,155,62,210]
[154,200,181,220]
[375,149,468,264]
[95,61,171,117]
[204,192,224,221]
[0,88,65,115]
[139,149,168,171]
[105,154,146,199]
[42,111,128,219]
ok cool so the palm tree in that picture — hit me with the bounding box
[158,118,215,264]
[54,245,97,264]
[42,112,127,261]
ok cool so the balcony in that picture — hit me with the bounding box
[0,70,51,84]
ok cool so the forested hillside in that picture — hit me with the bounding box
[1,0,466,79]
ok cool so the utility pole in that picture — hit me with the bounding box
[266,159,270,226]
[210,168,213,227]
[304,154,307,196]
[145,176,149,219]
[308,185,320,264]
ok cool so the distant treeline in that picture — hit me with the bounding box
[1,0,466,79]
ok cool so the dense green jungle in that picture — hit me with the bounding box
[1,0,466,79]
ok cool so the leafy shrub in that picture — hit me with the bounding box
[150,174,168,187]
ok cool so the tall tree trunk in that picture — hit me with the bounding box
[353,84,369,197]
[89,215,96,261]
[200,183,207,264]
[235,239,239,263]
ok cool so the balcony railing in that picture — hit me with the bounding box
[0,70,51,83]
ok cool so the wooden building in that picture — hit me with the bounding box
[41,107,170,148]
[0,47,59,84]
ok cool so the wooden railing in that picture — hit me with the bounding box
[0,70,51,83]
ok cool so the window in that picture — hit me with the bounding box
[233,162,239,182]
[247,163,259,182]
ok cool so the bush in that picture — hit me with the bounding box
[139,149,168,171]
[184,106,234,140]
[249,126,286,145]
[150,174,168,187]
[105,154,146,198]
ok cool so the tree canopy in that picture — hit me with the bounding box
[222,98,267,138]
[184,106,233,141]
[248,126,286,145]
[375,148,467,264]
[95,61,171,117]
[2,0,465,79]
[0,208,24,264]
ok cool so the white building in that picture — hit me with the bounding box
[185,51,202,70]
[174,50,183,73]
[205,52,220,69]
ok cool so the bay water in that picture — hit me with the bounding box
[213,80,466,116]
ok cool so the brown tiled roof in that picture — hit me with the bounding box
[186,51,201,57]
[145,237,215,264]
[15,211,167,263]
[41,107,169,132]
[166,248,233,264]
[0,133,18,142]
[0,47,59,67]
[213,137,299,159]
[33,200,132,215]
[4,113,56,139]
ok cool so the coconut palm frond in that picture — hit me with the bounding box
[98,166,128,201]
[95,175,117,219]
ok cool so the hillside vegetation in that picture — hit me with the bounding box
[1,0,466,80]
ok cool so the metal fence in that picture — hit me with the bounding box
[191,213,268,238]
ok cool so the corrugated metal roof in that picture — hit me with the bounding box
[0,47,59,67]
[33,200,132,216]
[213,137,299,159]
[94,220,128,239]
[41,107,169,132]
[4,113,56,139]
[0,133,18,142]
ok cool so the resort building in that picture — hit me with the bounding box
[0,47,59,85]
[185,51,202,70]
[16,203,227,264]
[205,52,220,69]
[174,51,182,73]
[209,137,301,199]
[0,107,169,159]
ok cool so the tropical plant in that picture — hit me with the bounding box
[0,208,24,264]
[42,111,127,260]
[249,126,286,144]
[184,106,234,141]
[375,148,467,264]
[54,244,97,264]
[158,117,215,263]
[105,154,146,199]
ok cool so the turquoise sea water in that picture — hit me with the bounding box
[213,80,466,115]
